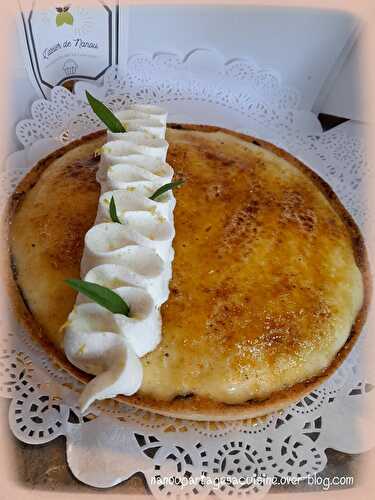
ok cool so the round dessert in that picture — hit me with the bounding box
[8,124,370,420]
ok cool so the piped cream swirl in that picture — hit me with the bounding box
[64,105,174,412]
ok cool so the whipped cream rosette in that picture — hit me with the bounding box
[64,104,177,412]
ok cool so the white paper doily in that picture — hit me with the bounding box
[2,52,374,496]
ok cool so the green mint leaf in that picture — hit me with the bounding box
[56,13,64,26]
[65,12,74,25]
[65,279,130,316]
[149,180,185,201]
[86,91,126,133]
[109,196,121,223]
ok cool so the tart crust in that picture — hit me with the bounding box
[7,125,371,421]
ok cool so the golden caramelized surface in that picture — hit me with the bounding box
[10,127,364,405]
[11,137,104,346]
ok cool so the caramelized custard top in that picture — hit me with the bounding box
[141,129,363,402]
[11,128,364,404]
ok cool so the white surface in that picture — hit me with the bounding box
[11,4,361,153]
[127,5,358,111]
[319,38,363,120]
[3,64,373,494]
[8,21,39,154]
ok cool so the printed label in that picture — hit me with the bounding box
[18,0,127,97]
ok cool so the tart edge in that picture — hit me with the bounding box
[6,125,372,421]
